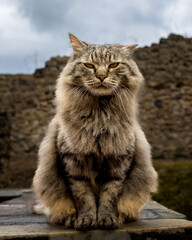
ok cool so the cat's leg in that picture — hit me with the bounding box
[33,118,76,228]
[97,154,131,229]
[97,178,124,229]
[117,124,158,224]
[69,179,97,231]
[64,155,97,231]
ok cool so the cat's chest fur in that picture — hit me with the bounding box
[58,98,135,156]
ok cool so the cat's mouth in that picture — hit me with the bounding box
[92,82,110,89]
[87,82,115,96]
[95,84,108,89]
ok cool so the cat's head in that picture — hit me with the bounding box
[65,33,143,96]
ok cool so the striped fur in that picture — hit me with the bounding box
[33,34,158,231]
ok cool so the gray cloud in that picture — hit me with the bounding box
[18,0,71,32]
[0,0,192,73]
[17,0,170,41]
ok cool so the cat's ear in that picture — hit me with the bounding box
[127,44,138,50]
[123,44,138,53]
[69,33,88,52]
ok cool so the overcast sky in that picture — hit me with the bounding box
[0,0,192,74]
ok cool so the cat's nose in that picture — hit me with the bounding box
[96,75,108,82]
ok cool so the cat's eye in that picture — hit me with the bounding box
[84,63,95,69]
[109,63,119,69]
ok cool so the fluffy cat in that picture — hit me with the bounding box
[33,33,158,231]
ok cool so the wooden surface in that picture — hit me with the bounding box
[0,189,192,239]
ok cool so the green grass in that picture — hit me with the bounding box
[152,160,192,220]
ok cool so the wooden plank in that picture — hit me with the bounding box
[0,216,47,226]
[0,189,32,197]
[0,219,192,239]
[140,208,185,220]
[2,192,34,205]
[0,189,32,203]
[0,189,191,239]
[144,200,168,209]
[0,191,21,204]
[0,204,28,216]
[0,194,185,220]
[140,200,186,219]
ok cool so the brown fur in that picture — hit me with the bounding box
[33,33,158,231]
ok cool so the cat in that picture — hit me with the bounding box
[33,33,158,231]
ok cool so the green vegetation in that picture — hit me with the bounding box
[152,160,192,220]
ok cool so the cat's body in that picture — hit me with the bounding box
[33,34,158,230]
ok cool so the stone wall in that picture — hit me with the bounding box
[0,34,192,187]
[136,34,192,159]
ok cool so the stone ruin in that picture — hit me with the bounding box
[0,34,192,187]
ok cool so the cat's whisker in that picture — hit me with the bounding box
[67,85,85,101]
[109,83,117,87]
[121,90,131,106]
[87,83,98,86]
[110,79,117,83]
[117,86,131,104]
[75,87,89,110]
[112,89,121,107]
[117,72,126,75]
[121,85,134,97]
[86,81,95,85]
[87,79,95,82]
[115,87,130,118]
[68,85,79,93]
[74,86,86,97]
[113,88,124,112]
[69,85,84,96]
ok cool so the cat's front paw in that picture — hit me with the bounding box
[75,216,97,231]
[65,214,77,228]
[48,212,76,227]
[118,212,138,225]
[98,215,119,230]
[48,212,65,225]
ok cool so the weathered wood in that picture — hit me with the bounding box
[0,216,47,225]
[140,200,186,220]
[0,189,191,240]
[1,220,192,240]
[0,190,22,203]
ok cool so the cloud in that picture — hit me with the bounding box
[163,0,192,35]
[16,0,171,43]
[18,0,71,32]
[0,0,192,73]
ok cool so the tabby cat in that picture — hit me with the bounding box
[33,34,158,231]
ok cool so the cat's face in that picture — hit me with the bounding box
[67,34,139,96]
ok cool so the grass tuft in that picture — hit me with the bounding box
[152,160,192,220]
